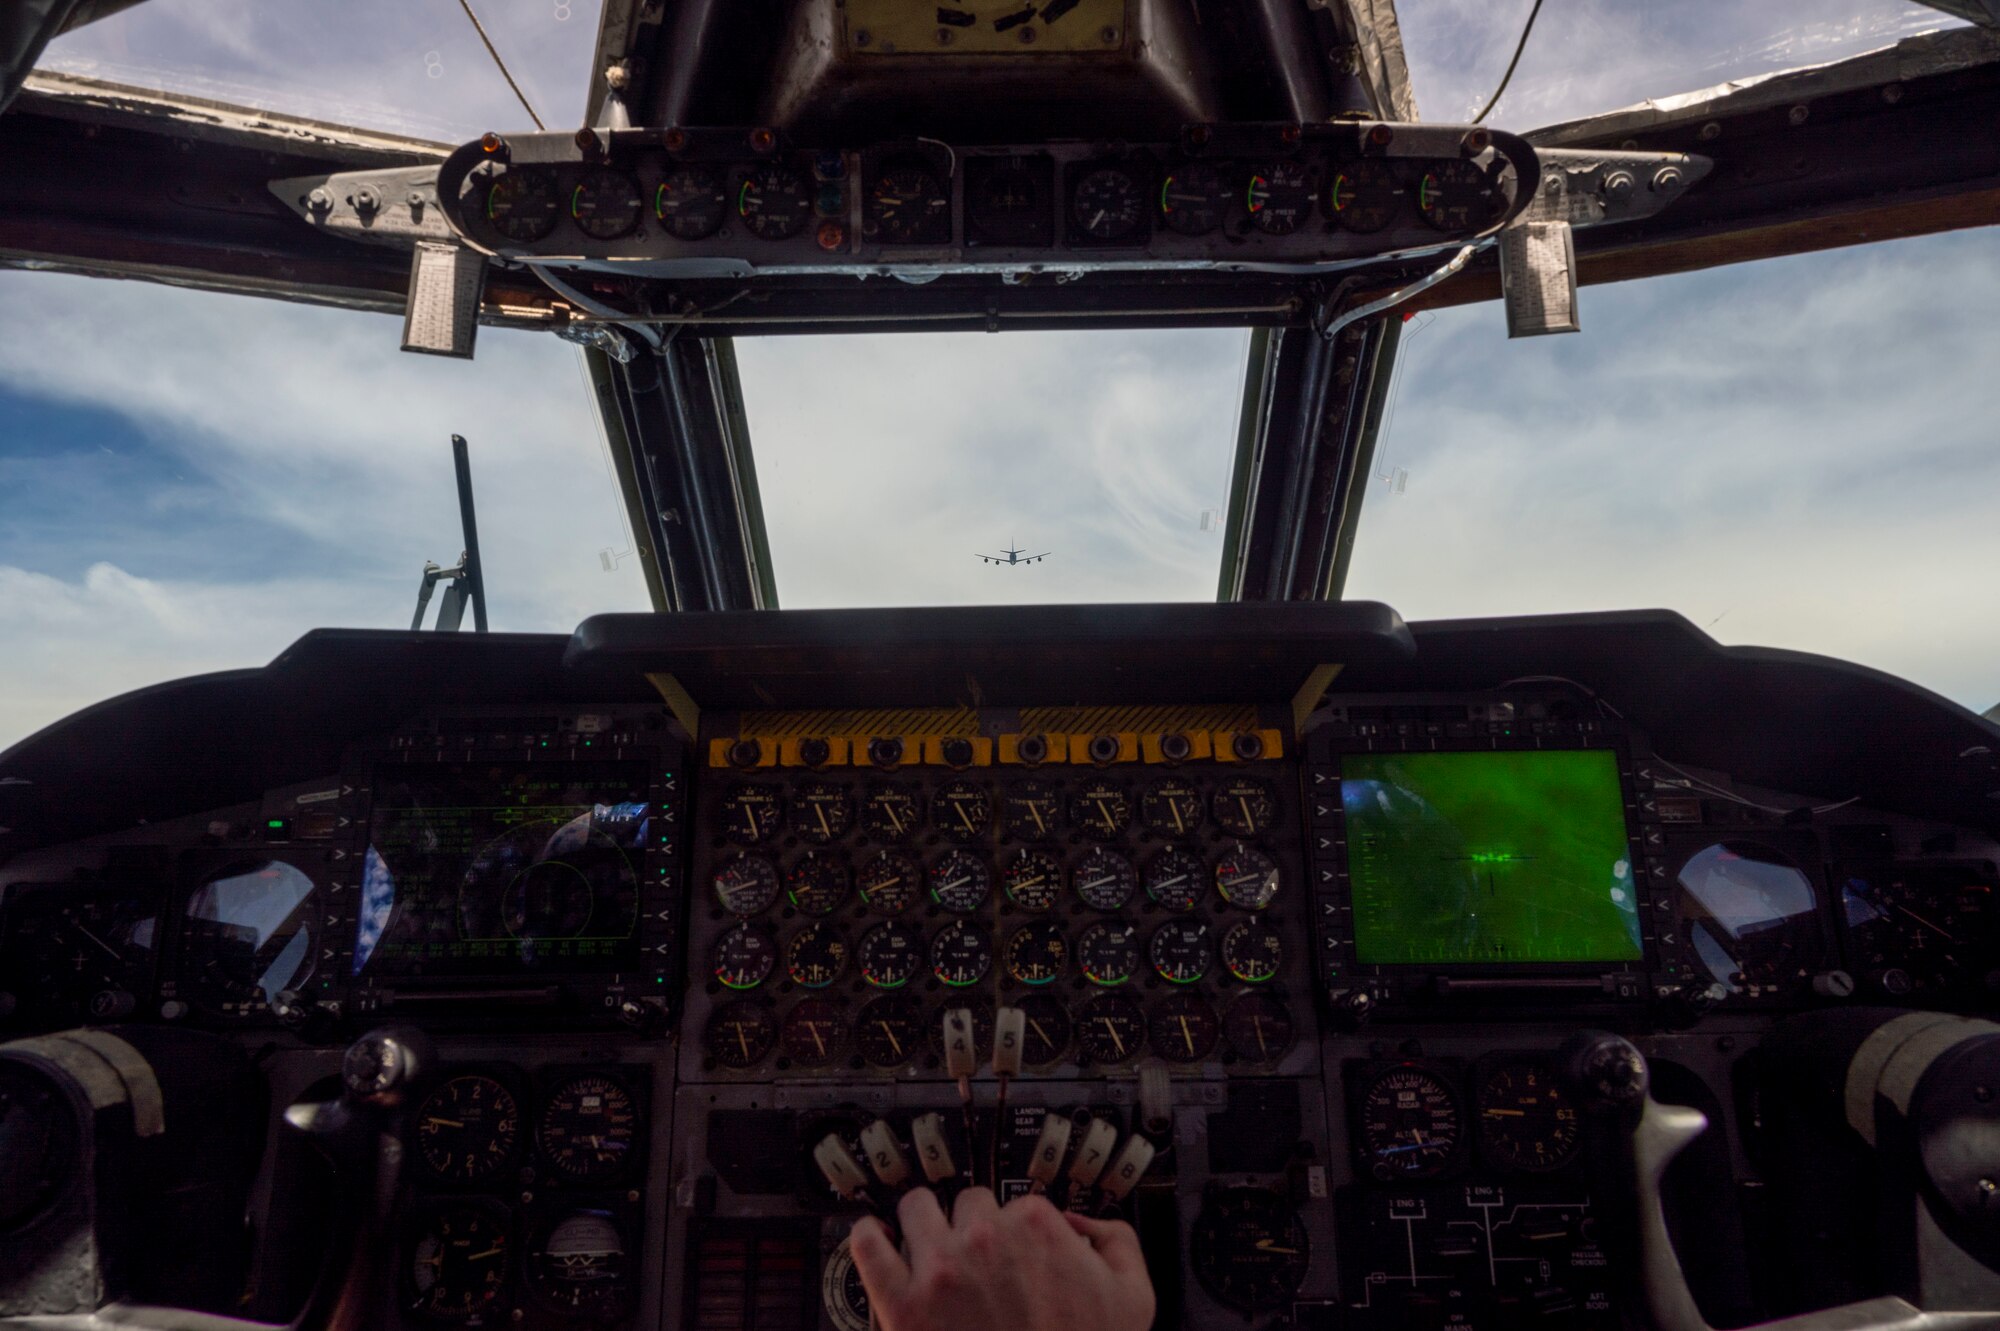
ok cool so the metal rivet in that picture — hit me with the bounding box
[1697,121,1722,142]
[1787,103,1810,126]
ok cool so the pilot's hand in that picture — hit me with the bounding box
[849,1187,1154,1331]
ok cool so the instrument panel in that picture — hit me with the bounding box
[3,604,1998,1331]
[427,122,1532,277]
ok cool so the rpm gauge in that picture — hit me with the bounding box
[712,855,780,916]
[858,851,921,914]
[1357,1066,1462,1180]
[655,166,728,240]
[1476,1058,1581,1173]
[928,849,991,912]
[486,169,560,243]
[1190,1189,1310,1312]
[1071,167,1146,242]
[1144,847,1207,912]
[570,169,642,239]
[737,164,812,240]
[1073,847,1138,911]
[409,1204,511,1322]
[1159,161,1232,236]
[786,852,849,916]
[415,1074,521,1182]
[537,1074,637,1182]
[1003,848,1063,912]
[1214,843,1281,911]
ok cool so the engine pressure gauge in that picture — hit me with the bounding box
[655,166,728,240]
[1417,158,1500,233]
[784,920,848,988]
[415,1075,521,1182]
[737,163,812,240]
[1327,159,1399,233]
[537,1074,638,1183]
[704,998,777,1067]
[1159,161,1232,236]
[713,922,777,989]
[1073,847,1138,911]
[1001,780,1065,841]
[1214,778,1276,837]
[931,920,993,988]
[1003,848,1063,911]
[789,780,853,843]
[855,993,925,1068]
[720,784,783,845]
[1140,776,1204,836]
[855,850,920,915]
[863,784,921,840]
[1245,161,1314,235]
[486,169,560,243]
[857,921,924,989]
[786,852,849,916]
[1069,780,1130,840]
[933,780,992,840]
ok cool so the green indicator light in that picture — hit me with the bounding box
[1086,971,1128,986]
[1166,973,1198,985]
[941,975,976,987]
[1160,177,1172,213]
[266,819,285,829]
[571,185,584,217]
[1468,852,1519,865]
[737,181,751,214]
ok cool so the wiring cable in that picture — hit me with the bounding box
[455,0,547,130]
[1471,0,1545,125]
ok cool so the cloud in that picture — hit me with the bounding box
[1346,227,2000,713]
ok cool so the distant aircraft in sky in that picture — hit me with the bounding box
[977,543,1050,566]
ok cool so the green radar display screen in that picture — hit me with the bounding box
[1342,750,1641,965]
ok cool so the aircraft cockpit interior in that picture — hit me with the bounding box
[3,3,1999,1331]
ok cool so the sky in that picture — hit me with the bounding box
[3,0,1993,751]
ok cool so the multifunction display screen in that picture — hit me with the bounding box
[1341,750,1640,965]
[355,762,651,976]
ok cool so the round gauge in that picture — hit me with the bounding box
[1214,843,1281,911]
[415,1075,521,1182]
[410,1204,511,1321]
[1145,847,1208,912]
[1003,848,1064,911]
[713,922,777,989]
[3,889,160,1023]
[1220,918,1284,983]
[1071,167,1146,242]
[932,780,992,841]
[1150,918,1212,984]
[181,860,317,1009]
[1149,991,1220,1062]
[1477,1059,1581,1173]
[857,921,925,989]
[1069,780,1130,840]
[855,992,925,1067]
[1245,161,1314,236]
[1004,920,1069,985]
[570,169,642,240]
[1223,992,1294,1063]
[858,850,921,914]
[1358,1066,1463,1179]
[784,920,848,988]
[1017,991,1073,1065]
[1417,158,1501,233]
[737,163,812,240]
[1140,777,1203,836]
[1190,1189,1310,1312]
[720,783,783,845]
[927,1002,994,1062]
[1676,841,1825,998]
[530,1211,631,1320]
[969,161,1047,245]
[712,855,781,916]
[655,166,728,241]
[1072,847,1139,911]
[821,1237,872,1331]
[1327,159,1399,233]
[1159,161,1232,236]
[1001,780,1065,841]
[486,169,560,243]
[781,995,850,1066]
[537,1074,637,1182]
[789,780,853,844]
[867,165,951,244]
[1214,778,1277,837]
[703,998,777,1067]
[1076,992,1146,1065]
[1845,864,2000,995]
[930,920,993,988]
[928,849,991,912]
[0,1063,78,1230]
[1076,920,1141,987]
[786,852,849,916]
[863,784,921,840]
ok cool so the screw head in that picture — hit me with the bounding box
[854,27,871,45]
[1787,103,1810,126]
[1602,169,1636,202]
[1651,165,1686,194]
[1697,121,1722,142]
[1018,24,1036,43]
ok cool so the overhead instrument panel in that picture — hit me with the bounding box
[422,122,1537,278]
[682,710,1318,1081]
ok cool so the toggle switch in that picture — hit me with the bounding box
[859,1119,912,1188]
[1098,1135,1156,1203]
[1027,1112,1073,1190]
[910,1112,958,1182]
[1067,1117,1119,1190]
[814,1134,871,1200]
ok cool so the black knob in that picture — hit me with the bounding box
[1560,1031,1649,1109]
[1016,734,1049,764]
[1159,732,1192,763]
[868,737,905,767]
[340,1026,433,1107]
[1231,732,1265,761]
[1330,989,1373,1031]
[1087,734,1121,764]
[799,737,832,768]
[1873,967,1914,998]
[728,738,763,768]
[87,989,136,1021]
[941,737,975,768]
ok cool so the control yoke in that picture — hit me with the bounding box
[1559,1024,2000,1331]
